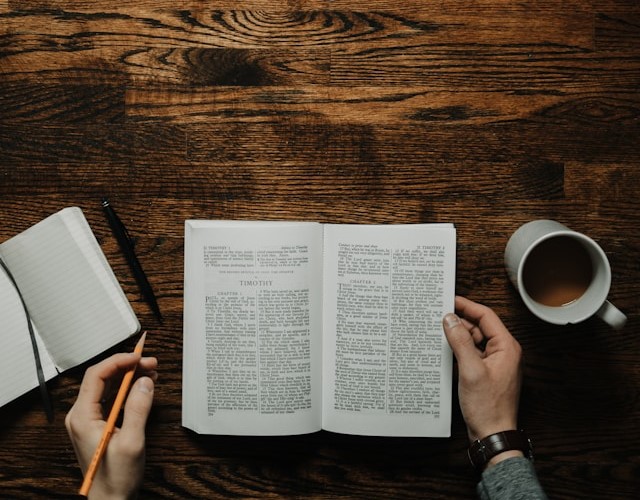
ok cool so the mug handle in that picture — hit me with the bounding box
[597,301,627,330]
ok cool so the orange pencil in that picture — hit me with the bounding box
[79,332,147,496]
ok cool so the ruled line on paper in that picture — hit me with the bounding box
[0,208,138,372]
[0,266,57,407]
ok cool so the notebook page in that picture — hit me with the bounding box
[60,207,140,338]
[0,265,57,407]
[0,207,140,371]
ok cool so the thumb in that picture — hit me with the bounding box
[443,313,483,369]
[119,376,154,440]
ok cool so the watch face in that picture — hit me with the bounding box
[468,441,488,470]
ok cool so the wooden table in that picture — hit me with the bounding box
[1,1,638,498]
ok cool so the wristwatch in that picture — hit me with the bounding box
[468,429,533,472]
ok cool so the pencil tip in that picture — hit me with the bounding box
[135,331,147,351]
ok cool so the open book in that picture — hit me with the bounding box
[183,221,455,437]
[0,207,140,409]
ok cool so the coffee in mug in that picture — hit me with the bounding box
[521,236,593,307]
[504,220,626,329]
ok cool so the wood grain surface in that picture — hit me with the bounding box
[1,1,639,498]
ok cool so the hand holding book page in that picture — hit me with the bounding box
[183,221,455,437]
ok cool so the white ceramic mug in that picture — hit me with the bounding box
[504,220,626,329]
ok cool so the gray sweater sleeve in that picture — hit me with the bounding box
[477,457,547,500]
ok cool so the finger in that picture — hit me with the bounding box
[73,352,142,422]
[138,356,158,371]
[459,317,485,345]
[118,376,155,445]
[442,313,484,369]
[100,357,158,418]
[471,329,486,347]
[143,370,159,383]
[455,296,512,342]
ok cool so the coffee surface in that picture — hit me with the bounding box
[522,236,593,307]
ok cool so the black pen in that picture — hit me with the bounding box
[101,198,163,323]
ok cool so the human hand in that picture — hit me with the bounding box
[65,352,158,499]
[443,296,523,460]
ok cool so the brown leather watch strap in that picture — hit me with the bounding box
[468,429,533,472]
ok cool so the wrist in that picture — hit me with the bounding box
[468,429,533,473]
[468,420,518,444]
[486,449,524,469]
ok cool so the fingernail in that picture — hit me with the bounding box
[137,377,154,394]
[444,313,460,328]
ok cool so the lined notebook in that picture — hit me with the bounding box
[0,207,140,408]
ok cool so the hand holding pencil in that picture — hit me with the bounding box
[65,334,157,498]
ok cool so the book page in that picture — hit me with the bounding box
[0,207,140,371]
[322,224,455,437]
[0,266,57,408]
[183,221,323,435]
